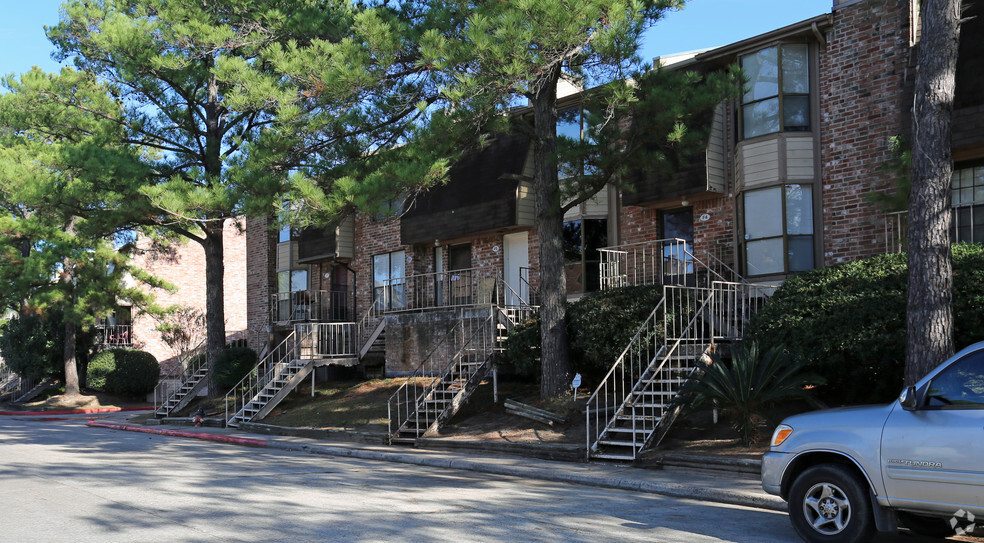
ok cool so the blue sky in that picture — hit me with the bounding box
[1,1,832,80]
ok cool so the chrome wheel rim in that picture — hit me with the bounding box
[802,481,852,535]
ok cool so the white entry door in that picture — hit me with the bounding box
[503,232,529,305]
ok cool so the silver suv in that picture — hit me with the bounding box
[761,342,984,542]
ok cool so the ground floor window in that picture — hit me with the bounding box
[741,183,814,276]
[373,250,406,310]
[564,219,608,294]
[952,165,984,244]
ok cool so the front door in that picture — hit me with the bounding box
[662,208,694,285]
[503,232,529,305]
[448,244,472,305]
[880,349,984,514]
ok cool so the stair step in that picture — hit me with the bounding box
[597,439,643,448]
[590,453,636,461]
[603,427,652,434]
[615,415,662,422]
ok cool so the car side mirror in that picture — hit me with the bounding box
[900,385,920,411]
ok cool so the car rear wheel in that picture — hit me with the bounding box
[788,464,875,543]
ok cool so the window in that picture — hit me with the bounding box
[951,165,984,244]
[373,250,406,310]
[663,209,695,279]
[564,219,608,293]
[740,44,811,139]
[742,184,814,276]
[557,106,599,178]
[277,269,308,293]
[926,350,984,408]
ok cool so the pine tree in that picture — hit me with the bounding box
[420,0,743,397]
[0,68,166,396]
[45,0,349,391]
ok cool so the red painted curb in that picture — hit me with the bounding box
[86,420,269,447]
[0,406,154,416]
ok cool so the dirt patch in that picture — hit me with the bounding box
[28,394,102,410]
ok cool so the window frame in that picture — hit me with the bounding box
[372,250,406,311]
[739,43,812,140]
[740,183,816,278]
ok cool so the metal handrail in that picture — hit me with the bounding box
[95,324,133,347]
[387,310,496,439]
[377,267,504,313]
[585,281,777,458]
[225,329,299,424]
[270,289,355,324]
[153,337,208,415]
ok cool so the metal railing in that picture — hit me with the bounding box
[271,289,355,324]
[153,338,208,415]
[295,322,358,360]
[387,309,496,439]
[0,364,25,401]
[885,211,907,254]
[377,267,506,313]
[226,329,299,425]
[598,238,741,290]
[585,281,776,459]
[95,324,133,347]
[225,323,358,425]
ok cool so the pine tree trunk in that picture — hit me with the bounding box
[203,222,227,397]
[906,0,960,384]
[531,69,573,398]
[202,71,227,397]
[64,319,80,396]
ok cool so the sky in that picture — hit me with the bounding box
[0,0,833,81]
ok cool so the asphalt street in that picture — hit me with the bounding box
[0,414,953,542]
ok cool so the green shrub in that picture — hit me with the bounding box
[678,341,825,446]
[745,243,984,405]
[0,311,96,382]
[87,349,160,397]
[213,346,258,391]
[504,285,665,386]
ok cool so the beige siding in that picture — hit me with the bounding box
[336,216,355,260]
[276,240,299,270]
[583,187,609,218]
[739,139,781,189]
[785,136,815,180]
[517,181,535,226]
[521,147,535,179]
[706,103,727,193]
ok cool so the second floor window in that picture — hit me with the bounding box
[741,44,811,139]
[373,250,406,310]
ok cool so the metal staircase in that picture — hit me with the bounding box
[388,310,497,443]
[586,278,775,461]
[154,340,209,418]
[225,323,358,427]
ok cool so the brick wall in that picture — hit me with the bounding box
[693,197,736,269]
[246,215,277,354]
[820,0,911,264]
[132,218,248,374]
[353,214,404,321]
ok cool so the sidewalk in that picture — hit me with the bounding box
[91,415,787,513]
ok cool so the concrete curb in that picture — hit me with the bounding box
[86,421,269,447]
[264,440,787,512]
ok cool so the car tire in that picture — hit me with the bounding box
[788,464,876,543]
[898,512,955,538]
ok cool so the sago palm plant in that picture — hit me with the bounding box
[678,341,825,446]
